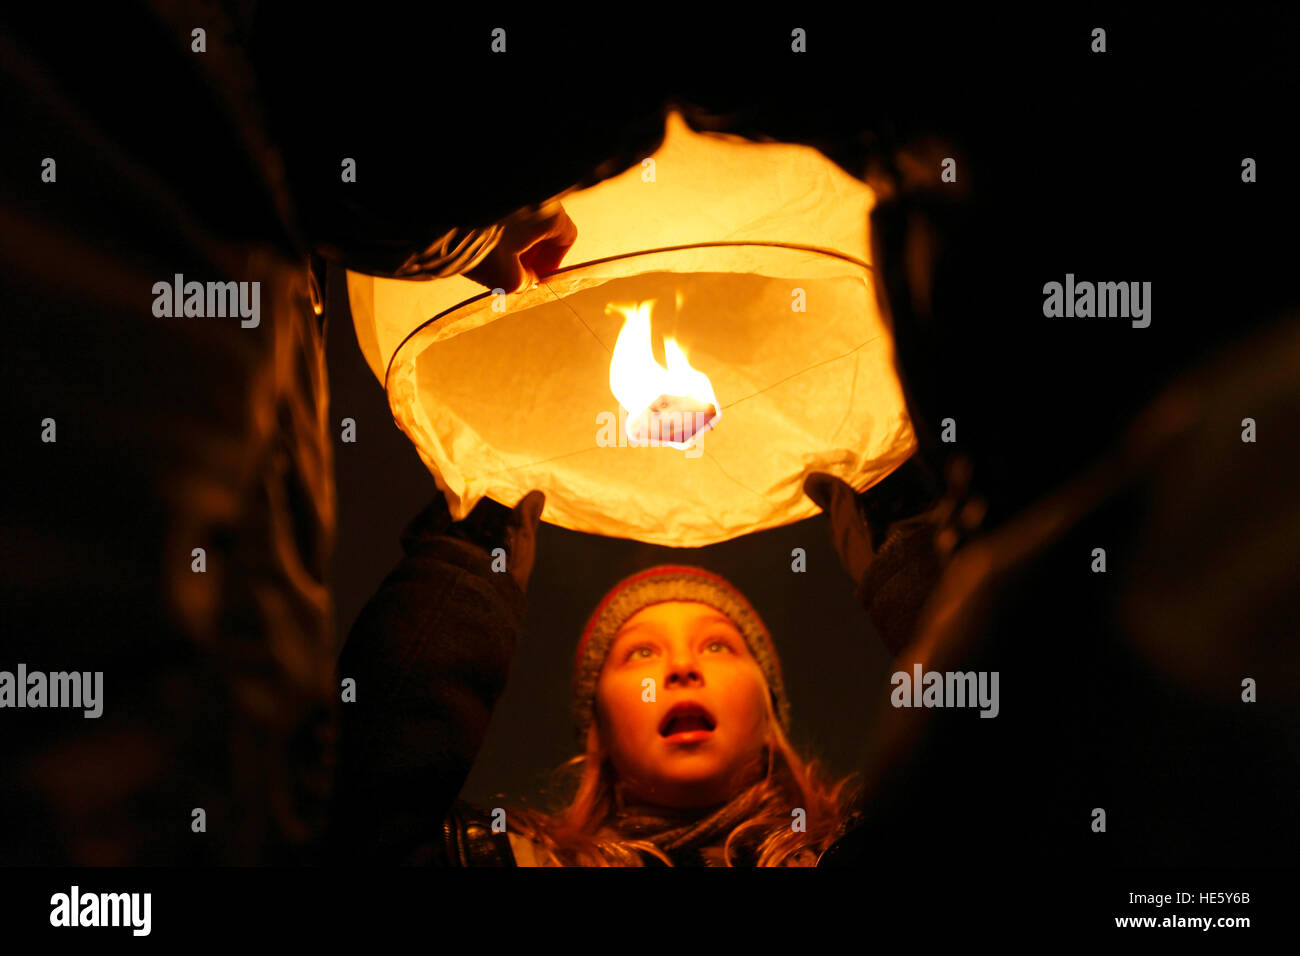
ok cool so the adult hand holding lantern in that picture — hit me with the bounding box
[465,201,578,293]
[804,461,945,657]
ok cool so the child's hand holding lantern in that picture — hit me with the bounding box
[465,200,577,293]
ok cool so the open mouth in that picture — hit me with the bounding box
[659,702,717,737]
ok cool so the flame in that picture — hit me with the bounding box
[608,300,720,447]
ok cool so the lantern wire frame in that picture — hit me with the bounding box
[381,242,872,389]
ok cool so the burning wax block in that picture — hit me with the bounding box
[627,393,718,445]
[609,300,722,448]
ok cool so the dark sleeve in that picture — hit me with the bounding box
[0,7,336,865]
[330,500,526,864]
[854,456,945,658]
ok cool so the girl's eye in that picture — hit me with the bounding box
[627,645,656,661]
[705,639,734,653]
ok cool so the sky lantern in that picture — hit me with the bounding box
[347,110,916,547]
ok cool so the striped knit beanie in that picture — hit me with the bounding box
[572,565,790,746]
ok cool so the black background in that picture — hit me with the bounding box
[1,2,1297,939]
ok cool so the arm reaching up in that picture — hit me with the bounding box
[331,491,544,863]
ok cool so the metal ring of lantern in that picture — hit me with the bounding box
[382,240,872,392]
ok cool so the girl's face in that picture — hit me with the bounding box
[593,601,770,809]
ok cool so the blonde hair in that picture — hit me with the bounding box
[507,687,860,866]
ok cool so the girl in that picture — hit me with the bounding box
[504,564,857,866]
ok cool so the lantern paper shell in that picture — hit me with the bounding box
[347,110,916,547]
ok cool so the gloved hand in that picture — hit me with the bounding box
[803,472,876,590]
[402,489,546,593]
[464,201,577,293]
[500,490,546,592]
[803,463,945,657]
[804,457,946,580]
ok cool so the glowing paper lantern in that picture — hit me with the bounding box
[347,110,916,546]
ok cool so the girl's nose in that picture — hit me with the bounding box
[664,660,703,689]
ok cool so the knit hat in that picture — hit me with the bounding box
[572,565,790,746]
